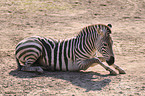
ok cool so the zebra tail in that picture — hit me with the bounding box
[16,58,22,71]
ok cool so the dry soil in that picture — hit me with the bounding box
[0,0,145,96]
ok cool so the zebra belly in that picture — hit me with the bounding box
[51,58,79,71]
[40,56,79,71]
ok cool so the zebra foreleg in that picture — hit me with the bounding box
[98,57,106,62]
[112,64,126,74]
[94,59,117,75]
[97,57,125,74]
[79,58,117,75]
[78,58,98,70]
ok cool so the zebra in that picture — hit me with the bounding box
[15,24,125,75]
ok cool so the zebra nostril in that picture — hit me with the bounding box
[106,56,115,65]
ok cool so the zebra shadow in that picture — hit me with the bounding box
[9,70,112,92]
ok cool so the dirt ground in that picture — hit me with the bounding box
[0,0,145,95]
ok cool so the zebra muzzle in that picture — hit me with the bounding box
[106,56,115,65]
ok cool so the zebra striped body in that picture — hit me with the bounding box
[16,36,77,71]
[15,24,126,74]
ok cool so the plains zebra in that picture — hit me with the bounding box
[15,24,125,75]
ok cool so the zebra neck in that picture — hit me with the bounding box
[75,35,96,55]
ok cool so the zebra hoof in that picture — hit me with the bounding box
[109,71,117,75]
[36,67,44,74]
[119,70,126,74]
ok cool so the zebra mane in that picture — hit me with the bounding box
[76,24,111,38]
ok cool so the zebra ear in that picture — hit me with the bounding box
[107,24,112,28]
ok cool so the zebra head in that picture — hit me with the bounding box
[95,24,114,65]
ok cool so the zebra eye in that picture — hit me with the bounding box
[106,32,110,36]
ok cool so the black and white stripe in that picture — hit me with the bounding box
[15,24,126,74]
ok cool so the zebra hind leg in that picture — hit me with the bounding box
[21,59,44,74]
[112,64,126,74]
[21,66,44,74]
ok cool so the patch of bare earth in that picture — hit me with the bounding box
[0,0,145,95]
